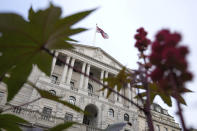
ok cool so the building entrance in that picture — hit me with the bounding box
[83,104,98,127]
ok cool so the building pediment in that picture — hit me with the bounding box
[72,44,123,70]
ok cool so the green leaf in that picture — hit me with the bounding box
[149,83,172,106]
[179,87,193,93]
[159,93,172,107]
[103,67,131,98]
[0,123,22,131]
[56,8,96,29]
[176,95,186,105]
[49,122,76,131]
[0,4,95,101]
[2,57,33,101]
[28,82,84,113]
[0,114,27,123]
[28,4,62,43]
[0,114,28,131]
[135,83,173,106]
[32,50,52,76]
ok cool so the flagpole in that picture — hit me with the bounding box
[93,24,97,46]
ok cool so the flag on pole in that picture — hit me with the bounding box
[96,25,109,39]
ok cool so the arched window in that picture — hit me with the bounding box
[49,90,56,96]
[88,83,93,93]
[124,113,129,121]
[108,109,114,117]
[69,96,76,105]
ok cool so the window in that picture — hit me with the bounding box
[65,113,73,122]
[88,83,93,93]
[124,113,129,121]
[69,96,76,105]
[90,72,93,77]
[13,106,21,114]
[156,125,160,131]
[49,90,56,96]
[56,58,64,66]
[70,81,74,89]
[108,109,114,117]
[51,75,58,84]
[42,107,52,120]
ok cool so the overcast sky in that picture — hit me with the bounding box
[1,0,197,129]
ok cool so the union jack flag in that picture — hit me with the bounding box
[96,25,109,39]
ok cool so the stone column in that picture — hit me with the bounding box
[60,56,70,83]
[79,62,86,89]
[66,58,75,85]
[51,51,58,75]
[128,83,132,102]
[133,87,137,103]
[104,71,108,97]
[100,70,104,96]
[84,64,91,89]
[114,85,118,101]
[119,89,122,102]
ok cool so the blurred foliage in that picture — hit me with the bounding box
[0,114,28,131]
[102,67,131,98]
[0,3,94,101]
[0,4,95,131]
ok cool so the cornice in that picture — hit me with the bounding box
[69,49,122,72]
[139,113,181,130]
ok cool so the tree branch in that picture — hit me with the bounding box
[3,97,41,112]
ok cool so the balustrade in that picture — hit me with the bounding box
[3,105,103,130]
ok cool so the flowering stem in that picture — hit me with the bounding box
[144,79,155,131]
[141,51,155,131]
[176,98,187,131]
[170,73,188,131]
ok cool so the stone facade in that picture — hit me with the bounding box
[0,44,181,131]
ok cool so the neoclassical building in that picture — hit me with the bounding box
[0,44,181,131]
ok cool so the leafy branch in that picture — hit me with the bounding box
[0,4,95,131]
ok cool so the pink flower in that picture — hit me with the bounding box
[178,46,188,57]
[150,67,164,81]
[134,27,151,52]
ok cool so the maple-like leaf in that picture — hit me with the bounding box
[102,67,131,98]
[0,4,95,101]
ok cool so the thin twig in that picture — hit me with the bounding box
[3,97,41,112]
[138,53,154,131]
[170,73,188,131]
